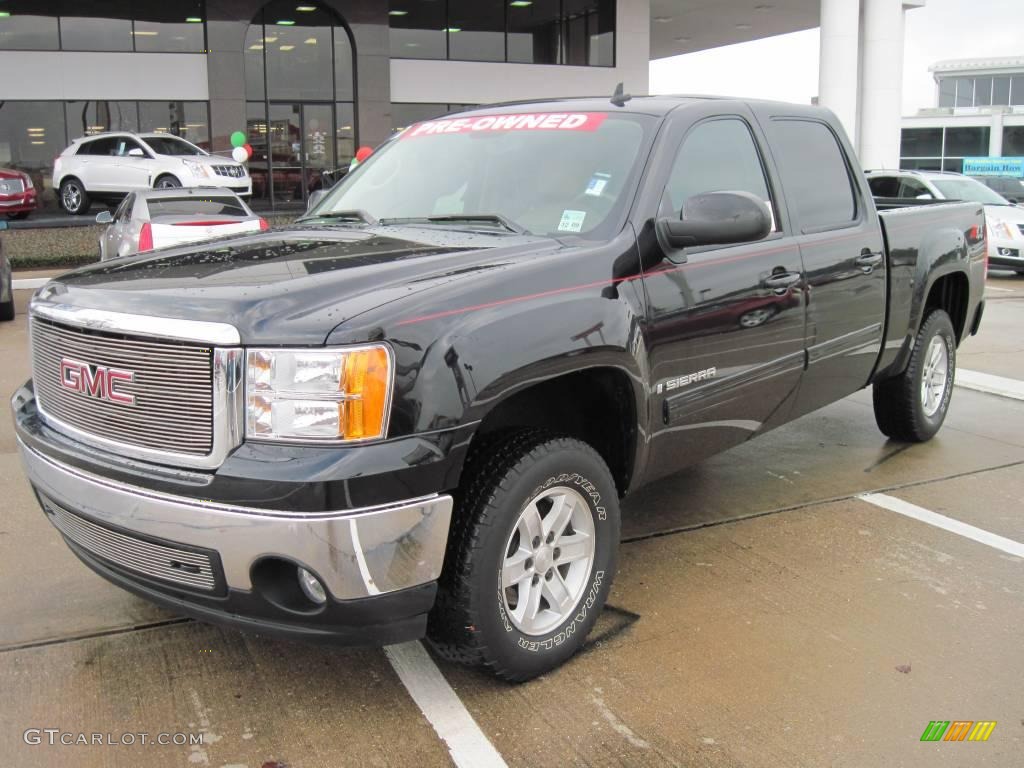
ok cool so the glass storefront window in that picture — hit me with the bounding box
[389,0,446,59]
[59,0,133,51]
[954,77,973,108]
[993,76,1011,106]
[246,101,271,204]
[1003,126,1024,157]
[0,2,60,50]
[899,158,942,172]
[65,101,139,137]
[508,0,561,64]
[563,0,614,66]
[138,102,210,149]
[1012,76,1024,107]
[448,0,505,63]
[900,128,943,158]
[0,101,66,201]
[261,1,334,101]
[974,76,992,107]
[334,28,354,101]
[944,126,989,157]
[942,158,964,174]
[133,2,206,53]
[335,103,355,169]
[938,78,956,108]
[391,103,450,133]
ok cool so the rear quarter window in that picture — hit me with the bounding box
[768,119,858,232]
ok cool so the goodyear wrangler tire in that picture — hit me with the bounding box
[427,431,620,682]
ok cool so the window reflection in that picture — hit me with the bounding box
[0,101,65,200]
[133,2,205,53]
[138,102,210,148]
[508,0,561,64]
[65,101,139,136]
[59,0,133,51]
[0,2,59,50]
[448,0,504,63]
[389,0,446,60]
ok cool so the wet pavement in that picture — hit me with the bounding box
[1,272,1022,767]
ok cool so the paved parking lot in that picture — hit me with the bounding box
[2,272,1022,768]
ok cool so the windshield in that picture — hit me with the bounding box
[143,136,206,157]
[312,112,654,238]
[932,177,1010,205]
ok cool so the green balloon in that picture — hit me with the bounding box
[230,131,247,148]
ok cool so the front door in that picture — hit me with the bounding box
[638,106,807,483]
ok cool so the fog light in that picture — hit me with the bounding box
[297,567,327,604]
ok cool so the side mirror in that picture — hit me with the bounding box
[127,148,145,157]
[95,210,113,224]
[306,189,328,213]
[657,191,771,251]
[915,193,933,200]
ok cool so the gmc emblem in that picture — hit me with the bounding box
[59,357,136,405]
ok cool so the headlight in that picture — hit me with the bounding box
[988,218,1014,239]
[182,159,211,179]
[246,346,392,442]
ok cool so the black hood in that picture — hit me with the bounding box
[41,225,562,344]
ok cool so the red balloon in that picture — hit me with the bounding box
[243,143,254,159]
[355,145,373,163]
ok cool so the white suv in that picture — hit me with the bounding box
[54,133,252,215]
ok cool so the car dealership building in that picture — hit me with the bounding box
[0,0,926,209]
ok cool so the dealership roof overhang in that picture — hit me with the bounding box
[649,0,820,60]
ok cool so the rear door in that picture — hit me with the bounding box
[758,113,887,417]
[637,103,807,480]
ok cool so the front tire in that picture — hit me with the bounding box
[154,175,181,189]
[428,431,620,682]
[59,178,90,215]
[872,309,956,442]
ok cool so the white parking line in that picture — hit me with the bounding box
[12,278,49,290]
[384,641,508,768]
[859,493,1024,559]
[955,369,1024,401]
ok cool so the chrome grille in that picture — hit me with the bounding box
[0,177,25,194]
[212,164,246,178]
[31,318,214,456]
[42,496,218,592]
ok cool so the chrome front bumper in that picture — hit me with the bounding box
[18,439,453,601]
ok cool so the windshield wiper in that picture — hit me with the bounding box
[378,214,530,235]
[297,209,378,226]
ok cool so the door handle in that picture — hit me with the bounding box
[855,250,884,272]
[764,270,801,294]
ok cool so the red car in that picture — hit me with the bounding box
[0,168,37,220]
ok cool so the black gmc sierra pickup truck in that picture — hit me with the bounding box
[13,96,986,681]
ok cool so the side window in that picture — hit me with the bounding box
[113,193,134,222]
[82,138,115,156]
[114,139,145,157]
[867,176,900,198]
[661,118,775,231]
[768,119,857,232]
[898,178,932,199]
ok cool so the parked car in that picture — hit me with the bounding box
[0,220,12,321]
[96,188,268,260]
[14,97,985,682]
[867,169,1024,274]
[970,174,1024,205]
[54,132,251,216]
[0,167,37,220]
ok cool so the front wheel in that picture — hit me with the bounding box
[59,179,90,215]
[428,431,620,682]
[154,175,181,189]
[872,309,956,442]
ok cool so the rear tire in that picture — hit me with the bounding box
[59,178,90,215]
[427,430,620,682]
[872,309,956,442]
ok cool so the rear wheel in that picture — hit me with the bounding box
[872,309,956,442]
[59,178,89,215]
[427,431,620,682]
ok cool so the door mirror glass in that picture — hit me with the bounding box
[915,192,933,200]
[306,189,328,213]
[127,148,145,157]
[657,191,772,250]
[95,210,113,224]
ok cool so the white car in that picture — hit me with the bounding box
[55,132,251,215]
[96,188,267,261]
[866,169,1024,274]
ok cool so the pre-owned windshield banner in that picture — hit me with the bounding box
[403,112,608,138]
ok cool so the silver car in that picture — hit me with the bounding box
[96,188,267,260]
